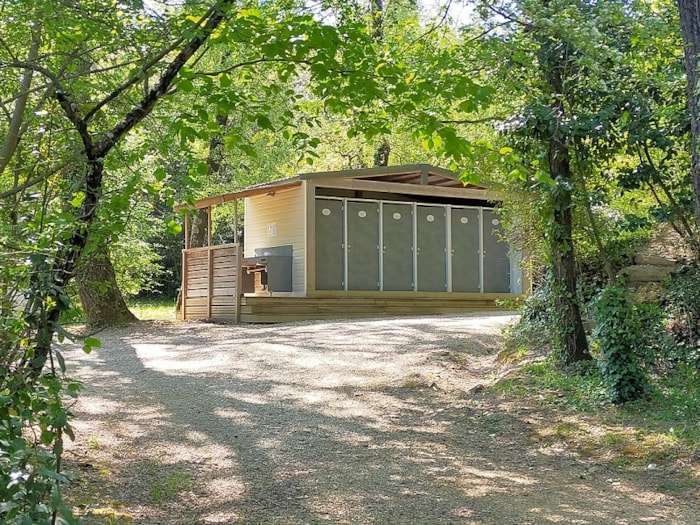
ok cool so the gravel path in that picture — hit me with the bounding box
[61,313,699,524]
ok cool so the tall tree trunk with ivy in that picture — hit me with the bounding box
[539,37,591,364]
[677,0,700,243]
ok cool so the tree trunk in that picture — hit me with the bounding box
[539,34,591,364]
[373,138,390,167]
[75,246,137,328]
[677,0,700,243]
[548,139,591,364]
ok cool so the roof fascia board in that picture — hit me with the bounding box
[316,177,501,201]
[174,180,302,211]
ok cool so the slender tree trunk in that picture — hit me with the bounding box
[373,138,390,166]
[538,34,591,364]
[548,138,591,363]
[677,0,700,244]
[75,246,137,328]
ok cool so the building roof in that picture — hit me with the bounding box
[175,164,491,211]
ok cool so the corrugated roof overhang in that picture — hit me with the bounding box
[174,164,492,211]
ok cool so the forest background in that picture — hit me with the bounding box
[2,0,700,522]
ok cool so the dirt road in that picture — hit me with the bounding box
[62,314,698,524]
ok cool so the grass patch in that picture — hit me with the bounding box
[151,469,192,504]
[495,358,700,479]
[127,296,176,321]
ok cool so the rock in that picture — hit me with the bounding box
[633,254,677,267]
[619,264,675,283]
[631,282,665,302]
[468,383,486,394]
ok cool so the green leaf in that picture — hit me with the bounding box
[219,73,232,87]
[255,114,274,130]
[38,466,68,483]
[167,220,182,235]
[85,336,101,348]
[70,192,86,208]
[83,336,101,354]
[178,79,194,93]
[237,7,263,19]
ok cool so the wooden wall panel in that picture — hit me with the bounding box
[182,243,240,321]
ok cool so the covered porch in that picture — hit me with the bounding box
[175,164,528,323]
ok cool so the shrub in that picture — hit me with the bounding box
[664,263,700,368]
[0,319,82,524]
[592,285,651,403]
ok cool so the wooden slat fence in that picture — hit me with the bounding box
[180,243,241,322]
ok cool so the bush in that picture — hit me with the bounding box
[504,275,557,355]
[0,319,82,524]
[592,285,652,403]
[664,263,700,368]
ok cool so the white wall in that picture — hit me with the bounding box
[244,186,306,294]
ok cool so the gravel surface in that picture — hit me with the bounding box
[61,313,699,524]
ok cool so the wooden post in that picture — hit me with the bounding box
[235,243,242,323]
[305,181,315,295]
[184,212,190,250]
[181,249,188,320]
[233,198,239,245]
[207,205,213,247]
[207,246,213,319]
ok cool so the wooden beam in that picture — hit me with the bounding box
[420,165,429,185]
[184,212,190,250]
[235,243,242,323]
[207,206,212,247]
[174,181,303,211]
[304,180,316,295]
[233,198,238,244]
[315,177,501,202]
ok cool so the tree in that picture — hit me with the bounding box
[0,0,501,517]
[677,0,700,242]
[0,2,243,520]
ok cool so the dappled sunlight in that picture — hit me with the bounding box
[62,315,698,524]
[133,343,231,372]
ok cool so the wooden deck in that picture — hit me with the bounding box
[178,245,520,324]
[238,293,515,323]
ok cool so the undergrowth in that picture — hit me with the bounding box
[493,357,700,480]
[126,296,176,321]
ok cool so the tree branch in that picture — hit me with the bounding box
[95,0,235,156]
[0,24,42,177]
[440,115,506,125]
[84,37,185,122]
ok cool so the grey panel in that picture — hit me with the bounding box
[347,200,380,290]
[482,209,511,293]
[254,245,292,292]
[416,205,447,292]
[382,202,413,291]
[451,207,480,292]
[315,199,344,290]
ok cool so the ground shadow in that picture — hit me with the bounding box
[62,314,698,524]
